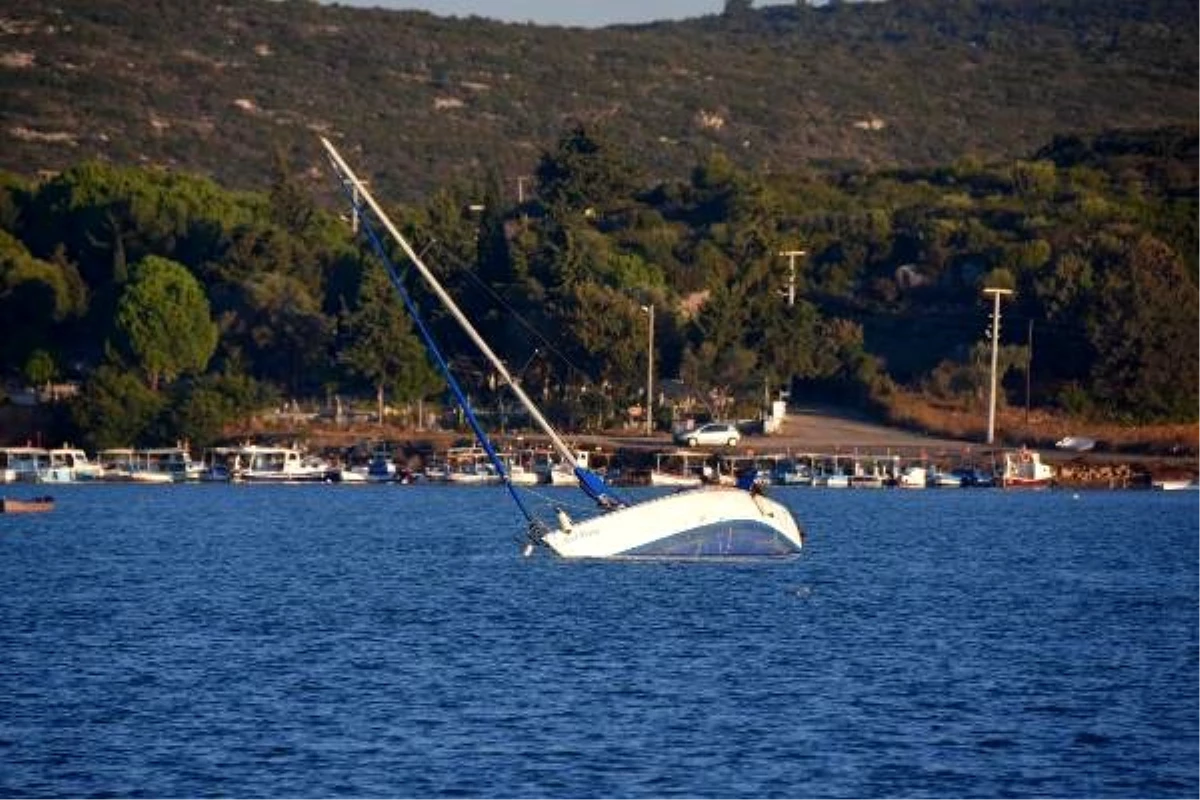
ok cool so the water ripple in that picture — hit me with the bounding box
[0,485,1195,797]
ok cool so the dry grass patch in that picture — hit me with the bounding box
[882,390,1198,457]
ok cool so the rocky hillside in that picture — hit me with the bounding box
[0,0,1195,200]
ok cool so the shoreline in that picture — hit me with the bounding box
[272,412,1198,489]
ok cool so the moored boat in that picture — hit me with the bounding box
[926,467,964,488]
[96,448,179,483]
[366,451,399,483]
[648,450,705,488]
[439,446,501,485]
[41,447,104,483]
[533,449,591,486]
[135,448,197,482]
[812,455,849,488]
[501,451,541,486]
[236,445,331,483]
[198,447,238,482]
[771,459,812,487]
[97,449,132,481]
[1000,447,1055,489]
[0,447,49,483]
[327,465,369,484]
[897,464,927,489]
[846,456,886,489]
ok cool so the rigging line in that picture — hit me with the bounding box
[431,244,591,384]
[321,136,623,511]
[427,240,594,383]
[332,167,541,526]
[391,233,594,388]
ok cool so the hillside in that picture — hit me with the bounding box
[0,0,1195,201]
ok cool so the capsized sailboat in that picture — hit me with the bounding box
[319,137,803,559]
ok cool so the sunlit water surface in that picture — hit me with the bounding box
[1,484,1196,798]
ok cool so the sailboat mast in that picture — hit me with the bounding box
[320,137,581,469]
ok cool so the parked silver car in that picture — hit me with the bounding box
[673,422,741,448]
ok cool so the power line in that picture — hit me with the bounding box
[426,240,593,384]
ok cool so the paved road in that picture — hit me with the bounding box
[764,409,977,452]
[587,408,982,457]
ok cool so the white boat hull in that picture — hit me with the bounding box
[1153,479,1198,491]
[648,470,703,488]
[37,467,101,483]
[850,477,884,489]
[445,471,499,485]
[130,471,174,484]
[506,468,540,486]
[536,466,578,486]
[239,470,329,483]
[928,474,964,488]
[898,466,927,489]
[541,487,802,559]
[332,468,368,484]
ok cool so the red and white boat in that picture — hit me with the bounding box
[1000,448,1055,488]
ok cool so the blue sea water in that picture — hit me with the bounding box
[0,483,1196,798]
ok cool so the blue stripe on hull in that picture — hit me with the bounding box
[621,520,799,558]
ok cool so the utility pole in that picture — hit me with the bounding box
[778,249,806,307]
[642,304,655,436]
[984,287,1014,445]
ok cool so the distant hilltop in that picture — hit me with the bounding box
[0,0,1195,198]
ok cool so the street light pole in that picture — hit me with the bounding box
[983,287,1013,445]
[642,304,654,436]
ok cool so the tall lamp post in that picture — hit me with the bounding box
[641,304,654,436]
[983,287,1013,445]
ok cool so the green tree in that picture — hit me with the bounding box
[113,255,218,390]
[167,372,276,448]
[223,271,331,395]
[535,124,634,214]
[562,283,647,394]
[681,282,760,403]
[1088,235,1199,420]
[924,341,1027,408]
[340,264,442,424]
[0,230,87,367]
[69,364,166,449]
[267,146,316,238]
